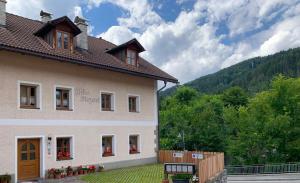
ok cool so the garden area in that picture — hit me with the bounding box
[81,164,164,183]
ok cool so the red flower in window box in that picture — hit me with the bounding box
[88,165,96,173]
[57,151,71,160]
[103,147,113,156]
[130,145,138,154]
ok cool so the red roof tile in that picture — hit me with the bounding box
[0,13,178,83]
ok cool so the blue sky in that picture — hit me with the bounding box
[6,0,300,84]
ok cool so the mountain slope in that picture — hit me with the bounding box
[162,47,300,96]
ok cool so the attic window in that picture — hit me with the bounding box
[56,30,71,50]
[127,50,137,66]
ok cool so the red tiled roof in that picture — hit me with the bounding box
[0,13,178,83]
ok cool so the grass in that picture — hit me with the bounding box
[81,164,165,183]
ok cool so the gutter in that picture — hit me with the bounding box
[156,81,167,162]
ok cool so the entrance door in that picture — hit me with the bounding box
[18,139,40,181]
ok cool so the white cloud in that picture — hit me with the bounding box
[259,15,300,56]
[98,0,300,83]
[6,0,44,19]
[99,26,139,44]
[6,0,84,21]
[88,0,161,29]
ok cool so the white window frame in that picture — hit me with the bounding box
[100,91,116,112]
[54,135,75,161]
[127,94,141,113]
[100,134,116,158]
[128,134,141,155]
[54,85,74,111]
[17,80,42,110]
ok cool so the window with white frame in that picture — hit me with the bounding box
[55,87,73,111]
[129,135,140,154]
[102,135,115,157]
[128,95,140,112]
[19,82,41,109]
[56,137,73,161]
[100,92,115,111]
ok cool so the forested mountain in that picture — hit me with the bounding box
[162,47,300,96]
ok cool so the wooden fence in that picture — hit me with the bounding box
[159,150,224,183]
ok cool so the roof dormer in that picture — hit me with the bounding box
[107,38,145,67]
[35,15,81,51]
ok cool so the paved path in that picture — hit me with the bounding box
[228,173,300,183]
[19,176,85,183]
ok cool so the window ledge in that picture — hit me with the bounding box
[101,109,115,112]
[102,153,115,157]
[57,157,73,161]
[56,108,73,111]
[129,152,140,155]
[20,107,40,110]
[129,111,140,113]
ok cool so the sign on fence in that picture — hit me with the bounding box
[192,153,204,159]
[164,163,196,174]
[173,152,183,158]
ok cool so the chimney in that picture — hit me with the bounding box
[74,16,88,50]
[0,0,6,27]
[40,10,52,23]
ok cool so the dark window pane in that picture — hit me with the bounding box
[30,143,35,150]
[129,135,138,153]
[57,32,62,48]
[63,92,69,107]
[101,94,112,110]
[30,87,35,97]
[21,153,27,160]
[21,144,27,151]
[129,97,137,112]
[30,152,35,160]
[56,90,61,107]
[64,33,69,49]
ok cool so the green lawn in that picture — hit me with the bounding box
[81,164,165,183]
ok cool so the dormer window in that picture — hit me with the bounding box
[56,31,71,50]
[34,16,81,50]
[106,38,146,68]
[127,50,137,66]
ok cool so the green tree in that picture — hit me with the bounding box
[222,86,248,107]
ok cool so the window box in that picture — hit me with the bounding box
[56,137,73,161]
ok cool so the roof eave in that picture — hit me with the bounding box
[0,44,178,83]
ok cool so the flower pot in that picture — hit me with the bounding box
[48,174,54,179]
[54,174,61,179]
[162,179,169,183]
[67,172,73,176]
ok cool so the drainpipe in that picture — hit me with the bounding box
[157,81,167,162]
